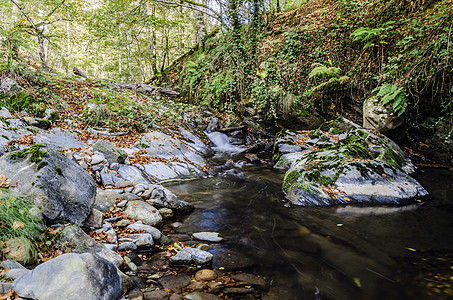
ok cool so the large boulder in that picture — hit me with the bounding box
[0,145,96,224]
[61,225,123,267]
[275,117,428,206]
[136,131,207,181]
[12,253,122,300]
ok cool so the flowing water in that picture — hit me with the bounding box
[164,133,453,299]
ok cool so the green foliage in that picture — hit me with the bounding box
[372,83,407,116]
[0,191,43,253]
[0,90,45,116]
[350,21,395,49]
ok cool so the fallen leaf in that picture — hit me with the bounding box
[12,220,25,229]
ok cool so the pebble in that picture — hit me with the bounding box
[117,200,128,208]
[207,282,223,294]
[115,219,132,227]
[118,242,137,251]
[115,180,133,188]
[159,208,174,218]
[90,154,105,165]
[186,281,207,292]
[171,222,183,228]
[195,269,217,281]
[192,232,223,242]
[197,244,211,251]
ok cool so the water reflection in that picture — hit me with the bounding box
[165,165,453,299]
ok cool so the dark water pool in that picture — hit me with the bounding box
[165,163,453,299]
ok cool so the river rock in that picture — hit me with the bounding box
[158,274,191,293]
[3,268,29,280]
[147,186,193,213]
[3,238,37,266]
[275,117,428,206]
[84,208,103,228]
[93,140,127,164]
[159,207,174,218]
[143,290,171,300]
[195,269,217,281]
[12,253,122,300]
[129,233,154,247]
[94,189,120,213]
[33,128,86,150]
[0,146,96,224]
[90,153,105,165]
[125,200,162,226]
[0,260,27,270]
[186,281,207,292]
[192,232,223,243]
[232,273,267,289]
[169,247,213,266]
[126,222,162,240]
[183,292,222,300]
[62,225,123,267]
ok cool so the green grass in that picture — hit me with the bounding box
[0,190,43,256]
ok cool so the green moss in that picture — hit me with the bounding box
[55,167,63,176]
[36,161,48,170]
[308,128,321,139]
[381,148,403,168]
[10,144,48,167]
[305,169,335,186]
[283,170,302,193]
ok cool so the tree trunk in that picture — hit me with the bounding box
[37,33,48,71]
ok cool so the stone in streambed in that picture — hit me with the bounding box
[158,273,191,293]
[126,222,162,240]
[169,248,213,266]
[12,253,122,300]
[143,290,171,300]
[125,200,162,226]
[195,269,217,281]
[183,292,222,300]
[192,232,223,242]
[232,273,267,289]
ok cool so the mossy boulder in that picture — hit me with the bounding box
[0,145,96,224]
[275,117,428,206]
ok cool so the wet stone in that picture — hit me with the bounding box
[232,273,267,289]
[223,287,255,294]
[143,290,170,300]
[183,292,221,300]
[206,282,223,294]
[158,274,191,293]
[169,248,213,266]
[186,281,207,292]
[195,269,217,282]
[192,232,223,243]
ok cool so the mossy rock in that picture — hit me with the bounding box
[277,117,427,206]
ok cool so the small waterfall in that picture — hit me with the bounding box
[206,131,246,155]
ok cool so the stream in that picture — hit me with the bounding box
[163,133,453,299]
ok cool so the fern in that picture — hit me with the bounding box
[308,64,341,79]
[372,83,407,116]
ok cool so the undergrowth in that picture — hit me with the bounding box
[0,190,43,257]
[172,0,453,130]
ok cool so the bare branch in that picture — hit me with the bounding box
[9,0,39,33]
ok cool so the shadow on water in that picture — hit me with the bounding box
[164,141,453,299]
